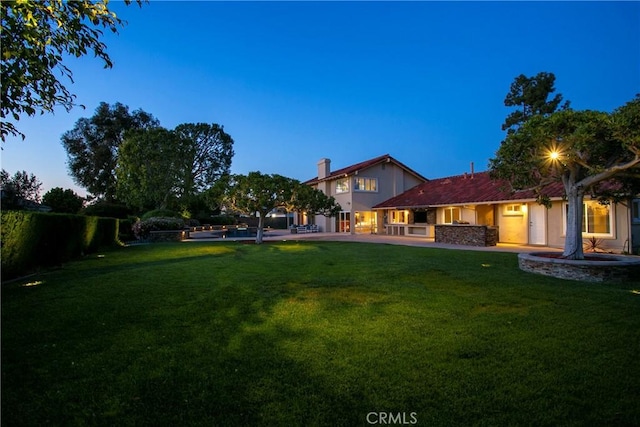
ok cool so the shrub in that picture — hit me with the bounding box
[140,209,182,221]
[1,211,119,280]
[132,217,185,240]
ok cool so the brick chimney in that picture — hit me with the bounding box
[318,158,331,179]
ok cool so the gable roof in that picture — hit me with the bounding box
[373,171,566,209]
[304,154,428,185]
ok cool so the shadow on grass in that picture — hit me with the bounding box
[1,266,378,426]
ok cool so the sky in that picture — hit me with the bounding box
[2,1,639,197]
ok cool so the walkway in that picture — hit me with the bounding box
[187,229,561,254]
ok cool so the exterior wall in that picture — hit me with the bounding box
[547,200,630,252]
[313,161,424,233]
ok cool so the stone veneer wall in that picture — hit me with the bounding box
[518,252,640,282]
[434,225,497,247]
[149,230,188,242]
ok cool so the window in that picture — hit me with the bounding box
[335,178,349,193]
[504,204,523,215]
[390,210,407,224]
[354,177,378,192]
[633,199,640,224]
[564,200,613,236]
[443,207,461,224]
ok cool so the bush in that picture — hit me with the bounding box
[132,217,185,240]
[207,215,237,226]
[1,211,119,280]
[140,209,182,221]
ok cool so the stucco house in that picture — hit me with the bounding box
[303,154,427,234]
[372,170,640,253]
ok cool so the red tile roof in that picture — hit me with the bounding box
[304,154,428,185]
[373,171,566,208]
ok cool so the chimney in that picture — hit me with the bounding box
[470,161,475,179]
[318,158,331,179]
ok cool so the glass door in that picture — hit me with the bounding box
[339,211,351,233]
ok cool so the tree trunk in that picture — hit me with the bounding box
[255,213,265,244]
[563,185,585,260]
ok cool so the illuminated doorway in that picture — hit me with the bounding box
[338,211,351,233]
[355,211,377,234]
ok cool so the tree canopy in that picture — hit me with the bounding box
[0,169,42,210]
[502,72,569,134]
[116,128,185,212]
[61,102,159,202]
[42,187,84,214]
[1,0,144,141]
[223,172,341,243]
[491,77,640,259]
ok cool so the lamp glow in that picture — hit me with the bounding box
[549,151,560,160]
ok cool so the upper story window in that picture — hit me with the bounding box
[354,177,378,192]
[443,207,461,224]
[632,199,640,224]
[564,200,613,237]
[335,178,349,193]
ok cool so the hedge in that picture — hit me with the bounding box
[1,211,119,281]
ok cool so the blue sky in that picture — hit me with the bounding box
[2,1,639,197]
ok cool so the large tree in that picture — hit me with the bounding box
[1,0,144,141]
[173,123,234,204]
[491,96,640,259]
[116,127,185,212]
[502,72,569,134]
[224,172,341,244]
[62,102,159,202]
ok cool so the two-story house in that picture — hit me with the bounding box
[303,154,427,234]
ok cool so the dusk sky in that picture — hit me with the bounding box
[2,1,639,197]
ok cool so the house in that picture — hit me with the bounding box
[303,154,427,233]
[372,170,640,253]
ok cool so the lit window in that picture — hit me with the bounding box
[391,210,407,224]
[354,177,378,192]
[504,204,523,215]
[564,200,613,236]
[633,199,640,224]
[444,207,461,224]
[336,178,349,193]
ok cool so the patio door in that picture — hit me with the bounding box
[529,203,546,245]
[339,211,351,233]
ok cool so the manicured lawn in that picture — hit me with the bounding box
[2,241,639,426]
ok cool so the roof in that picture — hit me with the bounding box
[304,154,428,185]
[373,171,566,209]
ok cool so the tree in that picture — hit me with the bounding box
[223,172,341,244]
[490,95,640,260]
[173,123,234,203]
[62,102,159,201]
[0,169,42,210]
[502,72,569,134]
[1,0,144,141]
[42,187,84,214]
[116,127,185,212]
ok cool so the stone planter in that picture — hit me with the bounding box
[518,252,640,282]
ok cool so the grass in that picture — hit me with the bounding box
[2,241,640,426]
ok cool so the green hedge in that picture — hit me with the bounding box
[1,211,119,281]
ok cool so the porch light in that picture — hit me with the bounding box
[549,151,560,160]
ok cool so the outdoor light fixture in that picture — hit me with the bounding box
[549,150,560,160]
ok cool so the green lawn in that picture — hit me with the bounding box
[2,241,639,426]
